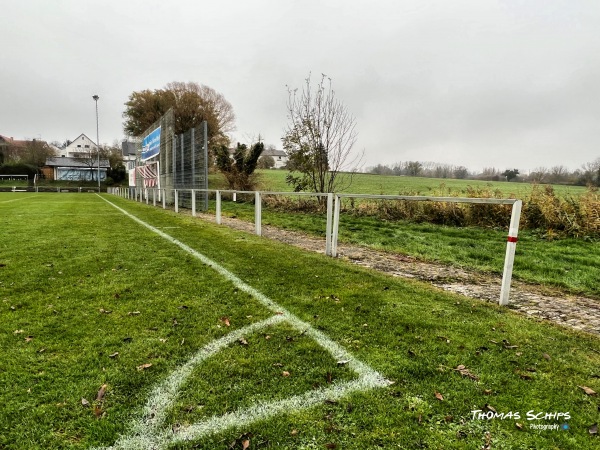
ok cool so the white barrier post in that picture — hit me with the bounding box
[152,189,156,206]
[191,190,197,217]
[216,190,222,225]
[499,200,522,305]
[255,191,262,236]
[145,188,149,204]
[174,190,179,213]
[331,195,341,257]
[233,192,237,202]
[162,189,166,209]
[325,193,333,256]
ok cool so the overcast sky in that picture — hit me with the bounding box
[2,0,599,172]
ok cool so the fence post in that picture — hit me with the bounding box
[255,191,262,236]
[216,190,222,225]
[174,189,179,213]
[325,193,333,256]
[331,195,341,257]
[153,188,156,206]
[233,192,237,202]
[145,188,149,204]
[499,200,522,306]
[162,189,166,209]
[191,189,196,217]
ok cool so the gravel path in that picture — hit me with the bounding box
[197,213,600,337]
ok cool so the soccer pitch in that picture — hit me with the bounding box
[1,193,599,449]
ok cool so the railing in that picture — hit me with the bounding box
[107,187,522,306]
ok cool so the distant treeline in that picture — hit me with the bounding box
[366,159,600,186]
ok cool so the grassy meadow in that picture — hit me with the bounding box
[1,192,599,449]
[246,170,589,197]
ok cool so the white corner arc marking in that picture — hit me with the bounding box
[95,196,390,449]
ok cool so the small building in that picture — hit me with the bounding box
[121,139,139,171]
[259,148,288,169]
[44,156,109,182]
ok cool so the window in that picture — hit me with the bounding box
[84,145,90,148]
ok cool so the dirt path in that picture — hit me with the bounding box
[197,213,600,337]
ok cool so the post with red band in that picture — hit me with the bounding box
[499,200,523,305]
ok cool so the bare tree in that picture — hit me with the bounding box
[529,167,549,183]
[283,74,361,193]
[549,165,569,184]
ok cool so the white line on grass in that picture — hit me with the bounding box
[95,196,391,449]
[0,195,40,203]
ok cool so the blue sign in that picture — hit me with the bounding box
[141,126,161,161]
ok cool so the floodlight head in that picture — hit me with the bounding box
[92,95,99,101]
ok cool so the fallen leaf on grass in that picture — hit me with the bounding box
[516,422,524,430]
[454,365,479,381]
[220,316,231,327]
[483,389,493,395]
[127,311,140,316]
[325,443,337,449]
[434,391,444,401]
[99,308,112,314]
[337,360,350,366]
[93,405,103,419]
[96,384,107,402]
[242,440,250,450]
[485,404,497,413]
[517,371,534,380]
[137,363,153,371]
[239,338,248,346]
[290,429,299,436]
[282,371,290,377]
[81,398,90,407]
[543,353,551,360]
[13,329,24,334]
[578,386,597,396]
[109,352,119,358]
[590,423,598,435]
[25,336,34,343]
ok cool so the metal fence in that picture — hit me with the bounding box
[134,110,209,210]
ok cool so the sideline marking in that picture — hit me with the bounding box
[95,196,390,449]
[0,195,40,204]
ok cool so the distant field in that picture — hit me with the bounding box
[1,192,599,449]
[240,170,588,198]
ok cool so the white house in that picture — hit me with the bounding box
[59,133,98,158]
[259,148,288,169]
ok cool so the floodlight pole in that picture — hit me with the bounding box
[92,95,100,191]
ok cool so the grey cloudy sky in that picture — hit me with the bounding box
[2,0,599,172]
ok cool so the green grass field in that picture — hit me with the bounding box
[241,170,589,197]
[1,192,599,449]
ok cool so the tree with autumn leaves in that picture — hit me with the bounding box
[122,81,235,149]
